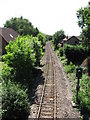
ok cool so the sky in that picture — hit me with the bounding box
[0,0,89,35]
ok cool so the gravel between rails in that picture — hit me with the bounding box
[29,42,81,119]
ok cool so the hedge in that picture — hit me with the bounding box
[64,45,90,65]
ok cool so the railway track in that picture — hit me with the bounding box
[37,42,57,119]
[29,42,81,119]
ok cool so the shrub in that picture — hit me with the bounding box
[2,64,14,83]
[33,37,43,66]
[2,35,43,84]
[56,44,64,57]
[87,57,90,76]
[59,47,63,56]
[64,44,90,65]
[58,44,90,118]
[64,62,76,73]
[37,32,46,51]
[60,56,67,66]
[3,36,35,83]
[60,56,66,61]
[0,80,2,119]
[78,74,90,115]
[2,80,30,120]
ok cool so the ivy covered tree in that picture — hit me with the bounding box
[4,16,39,36]
[77,2,90,49]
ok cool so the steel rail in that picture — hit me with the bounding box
[37,46,49,119]
[49,43,57,120]
[37,70,47,119]
[54,63,57,120]
[48,42,57,120]
[37,42,57,119]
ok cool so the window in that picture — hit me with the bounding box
[9,34,13,38]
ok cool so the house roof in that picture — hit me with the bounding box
[0,27,19,43]
[63,36,80,42]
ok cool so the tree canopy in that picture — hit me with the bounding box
[53,30,65,49]
[4,16,39,36]
[77,2,90,48]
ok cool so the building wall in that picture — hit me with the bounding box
[0,35,2,56]
[65,37,79,45]
[0,36,8,55]
[2,38,8,55]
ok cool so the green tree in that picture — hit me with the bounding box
[45,34,52,41]
[2,35,43,84]
[77,2,90,48]
[32,36,43,66]
[4,16,39,36]
[37,32,46,51]
[53,30,65,49]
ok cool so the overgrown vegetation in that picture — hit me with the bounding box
[4,16,39,36]
[78,74,90,115]
[52,30,65,50]
[53,44,90,119]
[77,2,90,49]
[2,80,30,120]
[64,44,90,65]
[1,1,90,119]
[2,35,43,84]
[52,4,90,117]
[0,62,2,74]
[1,34,45,119]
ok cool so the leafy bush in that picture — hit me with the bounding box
[59,47,63,56]
[2,80,30,120]
[37,32,46,51]
[2,64,14,83]
[56,44,63,57]
[0,81,2,119]
[59,56,67,66]
[65,62,76,73]
[64,44,90,65]
[33,37,43,66]
[2,35,43,84]
[57,43,90,118]
[78,74,90,114]
[60,56,66,61]
[1,35,44,119]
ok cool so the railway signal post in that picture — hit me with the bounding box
[76,67,82,104]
